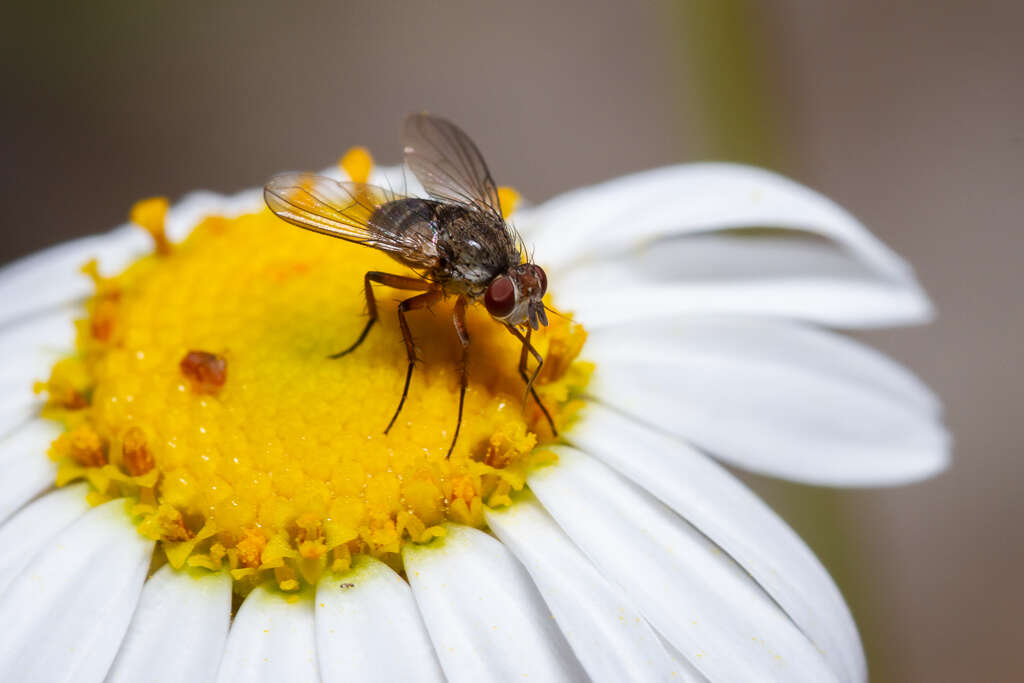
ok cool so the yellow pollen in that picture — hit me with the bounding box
[340,146,374,183]
[38,181,591,594]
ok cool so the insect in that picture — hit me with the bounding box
[264,113,557,457]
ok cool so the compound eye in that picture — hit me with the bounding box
[484,276,516,318]
[535,266,548,297]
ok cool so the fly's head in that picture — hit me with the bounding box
[484,263,549,330]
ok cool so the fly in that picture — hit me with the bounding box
[264,113,557,457]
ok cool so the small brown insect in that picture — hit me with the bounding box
[264,113,556,457]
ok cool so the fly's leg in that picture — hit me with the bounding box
[448,296,470,458]
[329,271,433,359]
[384,289,444,434]
[505,324,558,436]
[518,327,540,402]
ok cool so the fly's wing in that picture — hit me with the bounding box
[264,173,425,258]
[403,113,504,219]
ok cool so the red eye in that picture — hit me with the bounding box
[535,266,548,296]
[485,276,516,318]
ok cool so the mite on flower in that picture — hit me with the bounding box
[0,114,949,683]
[264,113,557,457]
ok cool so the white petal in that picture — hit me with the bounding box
[0,394,39,446]
[485,495,693,683]
[658,637,712,683]
[0,420,61,525]
[586,317,950,485]
[528,447,838,683]
[517,163,931,328]
[0,482,90,594]
[315,557,444,683]
[570,403,865,682]
[588,315,940,414]
[107,566,231,683]
[215,585,319,683]
[0,227,147,328]
[0,306,78,439]
[523,163,910,279]
[403,525,586,682]
[553,232,931,329]
[0,499,154,683]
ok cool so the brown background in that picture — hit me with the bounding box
[2,2,1020,680]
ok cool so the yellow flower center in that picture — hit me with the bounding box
[38,152,591,595]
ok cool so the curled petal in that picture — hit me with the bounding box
[517,163,930,328]
[585,317,949,485]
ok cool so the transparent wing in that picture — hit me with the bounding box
[264,173,424,257]
[403,113,503,218]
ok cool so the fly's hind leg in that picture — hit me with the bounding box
[329,271,433,359]
[447,296,471,458]
[384,289,444,434]
[506,325,558,436]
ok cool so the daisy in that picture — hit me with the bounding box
[0,142,948,683]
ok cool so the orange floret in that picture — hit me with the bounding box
[236,528,267,569]
[122,426,155,476]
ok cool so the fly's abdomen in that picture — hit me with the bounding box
[371,198,441,237]
[369,198,443,271]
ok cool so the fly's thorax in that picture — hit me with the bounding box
[434,206,518,290]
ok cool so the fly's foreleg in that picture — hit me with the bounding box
[329,271,432,359]
[506,324,558,436]
[448,296,471,458]
[384,289,444,434]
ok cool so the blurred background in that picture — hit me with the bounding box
[1,1,1020,679]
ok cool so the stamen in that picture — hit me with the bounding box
[340,147,374,184]
[130,197,172,255]
[121,427,155,476]
[497,186,521,219]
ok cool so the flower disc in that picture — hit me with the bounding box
[39,191,590,593]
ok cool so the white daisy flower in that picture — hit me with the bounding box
[0,141,948,683]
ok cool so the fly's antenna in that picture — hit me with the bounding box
[543,303,570,320]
